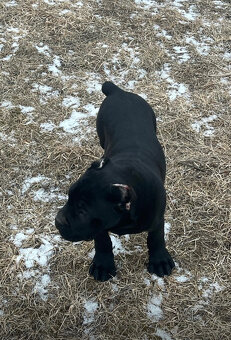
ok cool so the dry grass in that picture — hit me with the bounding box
[0,0,230,339]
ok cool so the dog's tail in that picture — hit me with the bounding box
[102,81,122,96]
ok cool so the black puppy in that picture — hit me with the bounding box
[55,81,175,281]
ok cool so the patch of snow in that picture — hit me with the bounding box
[144,278,151,286]
[32,83,59,103]
[157,64,190,101]
[178,5,198,21]
[59,110,86,133]
[164,222,171,240]
[22,175,49,194]
[193,277,224,313]
[40,121,56,132]
[88,248,95,259]
[151,274,165,289]
[33,188,65,202]
[213,0,225,8]
[191,114,217,136]
[48,55,61,76]
[0,132,16,144]
[10,230,35,247]
[171,0,185,8]
[19,105,35,114]
[111,283,119,292]
[83,104,98,116]
[11,232,28,247]
[223,52,231,61]
[185,36,211,56]
[139,93,147,100]
[201,282,223,299]
[62,96,80,109]
[173,46,190,63]
[86,73,102,94]
[168,83,189,101]
[83,299,98,325]
[16,242,54,268]
[155,26,172,40]
[134,0,161,12]
[33,274,51,301]
[111,235,126,255]
[35,44,51,57]
[1,100,14,109]
[59,9,72,15]
[43,0,55,5]
[2,54,13,61]
[175,275,190,283]
[155,328,173,340]
[147,293,163,321]
[5,0,18,6]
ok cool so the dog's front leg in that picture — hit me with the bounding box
[147,219,175,277]
[89,231,116,282]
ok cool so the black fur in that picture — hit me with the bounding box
[55,81,175,281]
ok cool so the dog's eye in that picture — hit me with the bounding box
[76,201,87,217]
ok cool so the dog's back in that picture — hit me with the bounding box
[97,82,164,178]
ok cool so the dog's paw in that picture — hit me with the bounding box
[89,253,116,282]
[147,248,175,277]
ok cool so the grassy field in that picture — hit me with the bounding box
[0,0,230,339]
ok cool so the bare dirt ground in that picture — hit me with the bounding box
[0,0,230,339]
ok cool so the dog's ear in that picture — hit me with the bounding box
[89,157,109,170]
[108,184,136,211]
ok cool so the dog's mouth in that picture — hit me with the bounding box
[59,231,93,242]
[110,224,141,236]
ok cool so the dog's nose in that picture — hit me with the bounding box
[55,213,68,229]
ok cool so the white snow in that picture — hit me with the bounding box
[32,83,59,104]
[16,242,54,268]
[168,83,189,101]
[48,55,61,76]
[173,46,190,63]
[59,9,72,15]
[151,274,165,289]
[22,175,49,194]
[83,104,98,116]
[32,83,58,96]
[59,110,86,133]
[33,188,57,202]
[185,36,211,56]
[35,44,51,57]
[11,232,29,247]
[1,100,14,109]
[0,132,16,144]
[147,293,163,321]
[175,275,190,283]
[5,0,18,6]
[86,78,102,94]
[83,299,98,325]
[40,121,56,132]
[62,96,80,109]
[111,235,126,255]
[156,328,173,340]
[191,114,217,136]
[164,222,171,240]
[33,274,51,301]
[12,230,61,301]
[19,105,35,114]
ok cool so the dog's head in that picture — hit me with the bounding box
[55,158,135,242]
